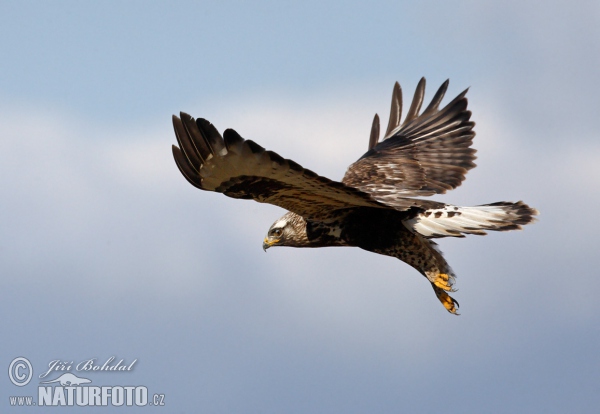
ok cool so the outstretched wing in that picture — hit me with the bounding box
[343,78,476,207]
[172,113,394,220]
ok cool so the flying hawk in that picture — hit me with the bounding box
[171,78,538,314]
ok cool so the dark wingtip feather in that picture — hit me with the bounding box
[422,79,449,116]
[196,118,225,155]
[368,113,380,150]
[244,139,265,154]
[172,145,203,189]
[385,82,402,137]
[403,77,426,126]
[172,113,205,168]
[223,128,245,150]
[179,112,214,160]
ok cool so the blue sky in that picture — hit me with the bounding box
[1,1,599,412]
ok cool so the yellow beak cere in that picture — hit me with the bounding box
[262,238,279,251]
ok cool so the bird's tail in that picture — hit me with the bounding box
[405,201,539,238]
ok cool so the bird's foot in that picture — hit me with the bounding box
[432,285,460,315]
[432,273,455,292]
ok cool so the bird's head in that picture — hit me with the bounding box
[263,212,307,251]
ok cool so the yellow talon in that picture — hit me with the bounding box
[433,285,459,315]
[433,273,453,292]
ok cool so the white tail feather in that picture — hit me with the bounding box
[406,201,538,238]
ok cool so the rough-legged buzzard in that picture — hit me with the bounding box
[171,78,538,314]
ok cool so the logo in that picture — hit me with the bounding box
[40,373,91,386]
[7,356,165,408]
[8,357,33,387]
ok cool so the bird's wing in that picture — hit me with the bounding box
[343,78,476,208]
[171,113,407,220]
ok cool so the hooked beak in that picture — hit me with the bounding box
[262,237,279,252]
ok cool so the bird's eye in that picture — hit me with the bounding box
[271,228,282,237]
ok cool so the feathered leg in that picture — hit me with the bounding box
[373,230,459,314]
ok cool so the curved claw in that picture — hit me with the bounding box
[432,285,460,315]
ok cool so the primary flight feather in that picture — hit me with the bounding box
[171,78,538,314]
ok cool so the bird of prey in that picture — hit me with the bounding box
[171,78,538,314]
